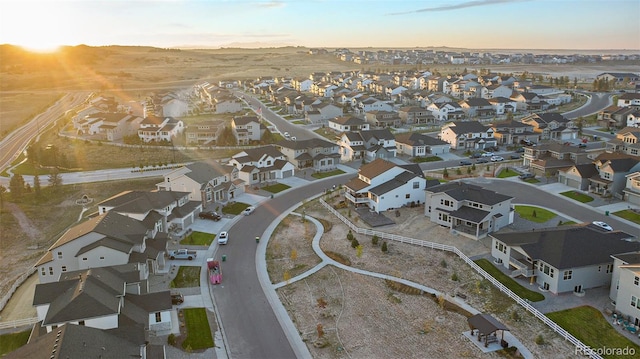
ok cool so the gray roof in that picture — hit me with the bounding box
[448,206,490,223]
[236,145,285,162]
[491,226,639,269]
[184,161,235,184]
[277,137,337,150]
[612,251,640,265]
[395,132,449,147]
[426,182,512,206]
[468,314,509,336]
[369,171,421,196]
[447,121,490,134]
[99,190,189,214]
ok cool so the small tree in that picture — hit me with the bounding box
[351,238,359,249]
[381,241,388,253]
[532,210,537,218]
[443,167,449,178]
[347,230,354,241]
[371,235,380,246]
[33,174,41,198]
[356,244,363,257]
[0,185,6,208]
[48,169,63,191]
[535,334,545,345]
[451,272,459,281]
[9,174,25,200]
[440,259,447,268]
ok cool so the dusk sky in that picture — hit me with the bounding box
[1,0,639,52]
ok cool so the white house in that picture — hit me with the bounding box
[328,116,370,133]
[395,132,450,156]
[609,252,640,328]
[228,145,295,185]
[343,159,426,213]
[137,116,184,142]
[439,121,496,150]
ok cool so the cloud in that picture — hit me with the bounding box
[253,1,285,8]
[390,0,531,15]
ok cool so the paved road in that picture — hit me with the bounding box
[213,174,351,359]
[562,91,613,119]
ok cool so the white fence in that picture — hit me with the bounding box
[319,199,603,359]
[0,317,38,330]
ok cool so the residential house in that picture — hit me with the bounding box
[487,97,518,116]
[627,110,640,127]
[364,110,402,128]
[597,105,638,129]
[74,112,143,142]
[623,172,640,205]
[185,120,222,145]
[439,121,496,150]
[35,211,169,284]
[618,93,640,107]
[343,159,426,213]
[357,97,394,114]
[486,84,514,99]
[609,252,640,328]
[510,92,548,112]
[596,72,640,84]
[398,106,436,124]
[327,116,370,133]
[491,120,538,145]
[459,98,495,118]
[137,116,184,143]
[157,161,242,207]
[4,322,163,359]
[425,182,514,240]
[526,84,561,96]
[33,265,172,335]
[557,163,600,191]
[97,190,201,234]
[427,102,466,122]
[490,225,638,294]
[523,142,591,177]
[588,157,640,197]
[395,132,450,157]
[213,95,244,114]
[276,138,340,172]
[232,116,265,145]
[161,97,189,118]
[291,77,314,92]
[605,127,640,156]
[520,112,578,141]
[305,102,343,124]
[228,145,295,186]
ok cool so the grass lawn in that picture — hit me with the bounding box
[222,202,251,215]
[181,308,215,350]
[292,120,305,125]
[496,169,518,178]
[411,156,443,163]
[170,266,201,288]
[559,220,577,226]
[0,331,30,356]
[262,183,291,193]
[522,177,540,184]
[560,190,594,203]
[474,259,545,302]
[311,169,345,179]
[515,205,557,223]
[180,231,216,246]
[546,306,640,359]
[612,209,640,224]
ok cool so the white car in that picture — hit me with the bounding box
[481,152,494,157]
[283,132,290,138]
[218,231,228,245]
[490,156,504,162]
[592,221,613,231]
[243,206,255,215]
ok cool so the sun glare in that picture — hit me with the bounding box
[3,1,70,53]
[20,42,63,54]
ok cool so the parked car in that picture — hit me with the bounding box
[476,158,489,164]
[578,143,587,148]
[171,292,184,305]
[459,160,472,166]
[218,231,229,245]
[510,154,520,159]
[243,206,256,215]
[518,173,535,180]
[515,147,525,153]
[481,152,494,157]
[199,211,221,221]
[469,152,482,159]
[490,156,504,162]
[290,136,297,141]
[592,221,613,231]
[520,139,534,146]
[283,132,290,138]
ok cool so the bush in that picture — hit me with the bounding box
[381,241,388,253]
[168,333,177,346]
[534,334,545,345]
[451,272,459,281]
[347,230,354,241]
[440,259,447,268]
[510,310,521,322]
[532,210,537,218]
[351,238,359,248]
[371,235,380,246]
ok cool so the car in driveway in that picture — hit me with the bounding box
[592,221,613,231]
[243,206,256,215]
[518,173,535,180]
[490,156,504,162]
[171,292,184,305]
[199,211,221,221]
[218,231,229,245]
[283,131,290,138]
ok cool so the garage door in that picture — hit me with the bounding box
[566,179,581,189]
[282,170,293,178]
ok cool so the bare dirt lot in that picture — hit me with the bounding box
[268,197,582,358]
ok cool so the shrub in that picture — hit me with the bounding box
[168,333,177,346]
[381,241,388,253]
[451,272,459,281]
[535,334,545,345]
[532,210,537,218]
[443,167,449,178]
[440,259,447,268]
[347,230,354,241]
[351,238,359,248]
[371,235,380,246]
[510,310,521,322]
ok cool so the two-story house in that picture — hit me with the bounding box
[343,159,426,213]
[397,106,436,125]
[609,252,640,328]
[459,98,495,118]
[74,112,144,142]
[623,172,640,205]
[185,120,223,145]
[523,142,591,177]
[364,110,402,128]
[427,102,465,122]
[520,112,578,141]
[606,127,640,157]
[157,161,241,207]
[232,116,265,145]
[337,129,397,162]
[327,116,370,133]
[487,97,518,116]
[491,120,538,145]
[425,182,514,240]
[213,94,244,114]
[276,138,340,172]
[228,145,295,185]
[491,225,638,295]
[395,132,450,157]
[137,116,184,143]
[439,121,496,150]
[588,157,640,196]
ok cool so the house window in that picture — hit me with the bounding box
[606,264,614,273]
[413,181,419,189]
[635,276,639,286]
[632,296,638,308]
[83,257,88,261]
[57,251,63,259]
[61,266,67,272]
[563,270,572,280]
[79,320,85,326]
[41,268,46,276]
[100,256,105,260]
[155,312,162,323]
[598,265,602,272]
[49,267,54,275]
[406,194,410,199]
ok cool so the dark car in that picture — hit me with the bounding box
[459,160,472,166]
[515,147,525,153]
[518,173,535,180]
[199,211,221,221]
[578,143,587,148]
[171,292,184,305]
[510,154,520,159]
[469,153,482,159]
[476,158,489,164]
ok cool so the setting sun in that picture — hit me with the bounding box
[1,1,71,52]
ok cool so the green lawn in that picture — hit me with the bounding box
[311,169,345,179]
[0,331,30,356]
[292,120,305,125]
[170,266,201,288]
[222,202,251,215]
[522,177,540,184]
[496,169,518,178]
[560,190,594,203]
[559,220,577,226]
[411,156,443,163]
[613,209,640,224]
[180,231,216,246]
[474,259,545,302]
[262,183,291,193]
[546,306,640,359]
[514,205,557,223]
[181,308,215,350]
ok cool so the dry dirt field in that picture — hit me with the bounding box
[267,196,583,359]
